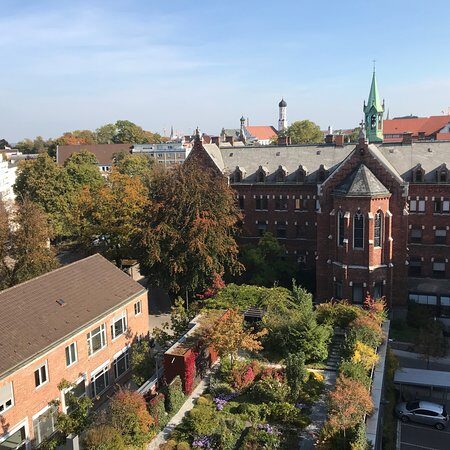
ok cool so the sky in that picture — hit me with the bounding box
[1,0,450,142]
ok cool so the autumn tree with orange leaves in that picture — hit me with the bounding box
[138,160,242,295]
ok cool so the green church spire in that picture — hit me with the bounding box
[364,68,384,143]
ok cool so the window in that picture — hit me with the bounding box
[295,198,308,211]
[238,195,245,210]
[87,324,106,356]
[296,166,306,183]
[435,229,447,244]
[255,196,268,210]
[256,167,266,183]
[334,281,343,300]
[352,283,363,304]
[0,382,14,414]
[0,425,26,449]
[353,212,364,249]
[337,211,345,246]
[234,170,242,183]
[438,170,448,183]
[134,300,142,316]
[374,211,382,247]
[257,221,267,236]
[91,364,110,397]
[275,196,288,211]
[410,228,422,244]
[114,349,130,379]
[408,258,422,276]
[34,362,48,388]
[373,282,383,299]
[65,342,77,367]
[276,221,287,239]
[414,169,423,182]
[275,167,286,182]
[441,296,450,318]
[32,405,58,446]
[434,199,450,214]
[433,261,446,278]
[409,293,437,306]
[409,199,425,212]
[111,312,127,340]
[63,378,86,414]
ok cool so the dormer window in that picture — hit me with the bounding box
[318,165,328,183]
[275,165,287,183]
[296,165,307,183]
[256,166,268,183]
[436,164,448,183]
[232,166,245,183]
[413,164,424,182]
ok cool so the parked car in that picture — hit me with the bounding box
[395,400,449,430]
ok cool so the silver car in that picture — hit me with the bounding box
[395,400,449,430]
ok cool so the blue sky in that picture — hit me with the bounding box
[2,0,450,142]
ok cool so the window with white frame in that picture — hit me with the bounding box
[409,199,425,212]
[134,300,142,316]
[111,312,127,340]
[0,424,26,449]
[0,382,14,413]
[65,342,77,367]
[87,324,106,356]
[63,377,86,414]
[32,405,58,446]
[91,364,110,397]
[113,348,130,379]
[34,362,48,388]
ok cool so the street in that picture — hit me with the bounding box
[399,421,450,450]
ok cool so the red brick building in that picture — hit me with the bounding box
[188,107,450,317]
[0,254,149,449]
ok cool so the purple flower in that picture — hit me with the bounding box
[192,435,212,449]
[258,423,281,435]
[213,392,237,411]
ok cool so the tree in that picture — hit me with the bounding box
[138,161,242,295]
[130,338,155,387]
[328,375,373,436]
[113,120,149,144]
[203,309,267,368]
[14,153,71,236]
[239,233,296,287]
[286,120,323,144]
[0,138,10,149]
[64,150,105,190]
[285,352,307,401]
[70,171,148,266]
[57,130,96,145]
[95,123,117,144]
[415,320,446,369]
[0,198,59,289]
[113,152,154,179]
[83,425,125,450]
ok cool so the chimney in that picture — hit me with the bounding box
[402,132,413,145]
[325,134,334,144]
[277,135,291,146]
[334,135,345,147]
[211,136,220,146]
[226,136,235,146]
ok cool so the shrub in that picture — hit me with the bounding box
[177,442,191,450]
[285,352,307,401]
[316,301,362,328]
[250,375,289,403]
[268,402,310,427]
[352,341,379,370]
[231,361,260,390]
[160,439,178,450]
[186,403,220,436]
[83,424,125,450]
[364,296,387,324]
[166,376,186,414]
[348,315,383,349]
[241,424,281,449]
[130,338,155,387]
[338,359,371,388]
[148,393,169,430]
[236,403,269,423]
[209,380,234,397]
[108,389,154,446]
[407,302,433,329]
[350,421,371,450]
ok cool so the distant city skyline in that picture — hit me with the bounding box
[1,0,450,142]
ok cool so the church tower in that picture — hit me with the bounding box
[278,98,288,132]
[364,69,384,143]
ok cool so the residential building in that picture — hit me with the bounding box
[187,71,450,318]
[131,142,186,167]
[56,143,132,172]
[0,153,17,206]
[383,115,450,142]
[0,254,149,449]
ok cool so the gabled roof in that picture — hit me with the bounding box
[383,116,450,138]
[0,254,146,379]
[202,144,225,172]
[334,164,390,197]
[245,126,278,141]
[57,144,132,165]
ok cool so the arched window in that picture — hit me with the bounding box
[353,211,364,249]
[337,210,345,246]
[374,211,382,247]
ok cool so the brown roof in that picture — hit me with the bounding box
[56,144,132,165]
[383,116,450,138]
[0,254,146,379]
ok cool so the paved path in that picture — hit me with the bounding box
[393,348,450,371]
[298,370,337,449]
[147,363,218,450]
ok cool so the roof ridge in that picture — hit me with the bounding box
[0,253,103,298]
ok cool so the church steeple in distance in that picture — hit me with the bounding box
[363,66,384,143]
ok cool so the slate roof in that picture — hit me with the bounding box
[0,254,146,379]
[57,143,132,165]
[334,164,390,197]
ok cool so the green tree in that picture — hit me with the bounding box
[239,233,296,287]
[113,120,149,144]
[113,152,154,179]
[0,198,59,289]
[287,120,323,144]
[415,320,446,369]
[95,123,117,144]
[138,161,242,295]
[57,130,96,145]
[285,352,307,401]
[64,150,104,189]
[130,339,155,387]
[14,153,70,236]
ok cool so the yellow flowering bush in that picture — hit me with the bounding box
[351,341,379,371]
